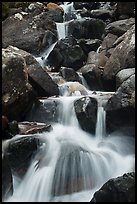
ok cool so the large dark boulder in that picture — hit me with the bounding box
[2,11,57,55]
[2,47,35,121]
[47,36,87,71]
[25,98,61,124]
[90,172,135,202]
[114,2,135,20]
[68,18,106,40]
[105,74,135,135]
[74,96,98,134]
[5,135,44,178]
[7,46,59,97]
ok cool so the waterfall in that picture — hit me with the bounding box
[56,20,73,40]
[3,1,135,202]
[35,41,57,68]
[5,90,135,202]
[95,106,106,140]
[34,2,75,67]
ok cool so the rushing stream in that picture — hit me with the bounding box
[4,89,135,202]
[3,2,135,202]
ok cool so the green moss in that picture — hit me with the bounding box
[2,2,9,20]
[14,2,31,11]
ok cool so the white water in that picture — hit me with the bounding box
[35,41,57,68]
[3,2,135,202]
[95,106,106,140]
[35,2,75,68]
[4,90,135,202]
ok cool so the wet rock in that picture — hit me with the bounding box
[73,2,101,10]
[74,96,98,134]
[78,38,102,54]
[48,72,65,85]
[103,24,135,91]
[7,46,59,97]
[47,36,87,71]
[79,51,108,90]
[18,121,52,135]
[91,172,135,202]
[5,135,44,178]
[90,9,114,23]
[25,98,61,124]
[2,47,35,121]
[2,10,57,55]
[47,2,64,13]
[97,33,118,54]
[114,2,135,20]
[105,74,135,134]
[60,67,81,83]
[105,17,135,37]
[116,68,135,88]
[68,18,106,40]
[59,82,88,96]
[27,65,59,97]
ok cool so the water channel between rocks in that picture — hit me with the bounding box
[3,2,135,202]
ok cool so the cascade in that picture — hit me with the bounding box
[3,1,135,202]
[4,90,135,202]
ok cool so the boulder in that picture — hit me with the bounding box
[114,2,135,20]
[105,18,135,37]
[116,68,135,88]
[47,36,87,71]
[7,46,59,97]
[103,24,135,91]
[74,96,98,134]
[78,51,108,90]
[18,121,52,135]
[2,47,35,121]
[47,2,64,13]
[91,172,135,202]
[59,82,88,96]
[2,11,57,55]
[5,135,44,178]
[78,38,102,54]
[25,98,61,124]
[68,18,106,40]
[105,74,135,134]
[60,67,81,83]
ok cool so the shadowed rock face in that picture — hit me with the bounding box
[105,74,135,135]
[74,96,98,134]
[90,172,135,202]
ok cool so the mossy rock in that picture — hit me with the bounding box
[14,2,31,10]
[2,3,9,20]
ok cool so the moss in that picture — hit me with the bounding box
[130,91,135,108]
[2,2,9,20]
[14,2,31,11]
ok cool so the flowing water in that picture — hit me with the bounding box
[4,89,135,202]
[4,2,135,202]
